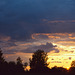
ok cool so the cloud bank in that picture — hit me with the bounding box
[0,0,75,41]
[22,42,59,53]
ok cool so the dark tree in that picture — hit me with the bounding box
[24,62,28,69]
[16,57,24,72]
[29,50,49,72]
[16,57,22,65]
[8,61,17,73]
[71,60,75,67]
[0,48,6,73]
[69,60,75,72]
[0,48,5,63]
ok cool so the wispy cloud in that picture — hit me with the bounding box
[42,19,75,23]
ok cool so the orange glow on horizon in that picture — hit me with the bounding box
[66,67,70,70]
[24,66,30,71]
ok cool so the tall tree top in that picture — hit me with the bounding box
[29,49,49,69]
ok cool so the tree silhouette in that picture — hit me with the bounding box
[71,60,75,67]
[24,62,28,69]
[0,48,6,73]
[8,61,17,73]
[0,48,5,63]
[69,60,75,73]
[17,57,22,64]
[16,57,24,72]
[51,66,67,73]
[29,50,49,72]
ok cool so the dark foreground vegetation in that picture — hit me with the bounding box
[0,48,75,75]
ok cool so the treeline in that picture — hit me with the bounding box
[0,48,75,75]
[0,48,29,75]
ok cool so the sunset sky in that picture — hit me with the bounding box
[0,0,75,69]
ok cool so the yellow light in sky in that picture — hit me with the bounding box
[69,46,75,49]
[31,33,75,69]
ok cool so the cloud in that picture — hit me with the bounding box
[62,50,74,53]
[31,33,69,40]
[42,19,75,23]
[47,20,65,23]
[4,52,32,63]
[1,33,75,55]
[2,42,59,54]
[0,35,11,41]
[31,33,75,41]
[0,40,17,48]
[31,33,49,39]
[22,42,59,53]
[0,0,75,41]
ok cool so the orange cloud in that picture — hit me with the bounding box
[31,33,73,40]
[68,34,72,36]
[69,37,75,39]
[48,36,60,39]
[56,41,75,44]
[31,33,75,41]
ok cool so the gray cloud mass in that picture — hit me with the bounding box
[0,0,75,41]
[22,42,59,53]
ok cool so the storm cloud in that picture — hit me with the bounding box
[0,0,75,41]
[2,42,59,54]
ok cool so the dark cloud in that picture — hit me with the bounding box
[0,0,75,41]
[0,35,17,48]
[22,42,59,53]
[69,57,71,60]
[3,49,18,54]
[0,35,11,41]
[2,42,59,54]
[0,41,17,54]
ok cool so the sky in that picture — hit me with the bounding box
[0,0,75,68]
